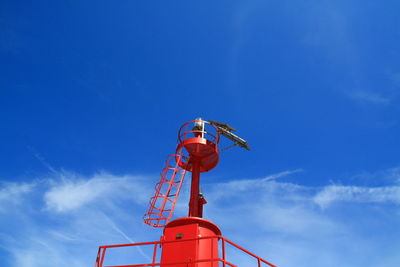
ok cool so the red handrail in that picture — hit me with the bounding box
[178,119,220,144]
[95,235,277,267]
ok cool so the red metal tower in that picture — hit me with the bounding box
[94,119,277,267]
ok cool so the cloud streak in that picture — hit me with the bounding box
[1,168,400,267]
[314,184,400,208]
[0,182,35,211]
[0,171,154,267]
[205,169,400,267]
[349,90,391,104]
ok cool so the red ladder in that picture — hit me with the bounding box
[143,154,187,227]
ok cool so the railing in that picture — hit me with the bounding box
[94,235,277,267]
[178,120,220,145]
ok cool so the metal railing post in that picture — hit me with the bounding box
[222,238,226,267]
[99,248,106,267]
[152,243,158,264]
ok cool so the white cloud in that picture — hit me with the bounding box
[1,168,400,267]
[45,178,108,212]
[203,169,400,267]
[0,182,35,210]
[44,172,149,212]
[207,169,305,200]
[0,171,156,267]
[313,185,400,208]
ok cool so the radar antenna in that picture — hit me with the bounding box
[208,119,250,151]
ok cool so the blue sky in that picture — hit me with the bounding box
[1,0,400,266]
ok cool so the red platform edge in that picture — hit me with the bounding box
[94,234,276,267]
[95,218,276,267]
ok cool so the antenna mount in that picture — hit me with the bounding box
[208,120,250,151]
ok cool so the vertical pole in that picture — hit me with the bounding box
[95,247,101,267]
[152,243,158,264]
[222,239,226,267]
[99,248,106,267]
[189,159,201,217]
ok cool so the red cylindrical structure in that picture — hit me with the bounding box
[159,119,221,265]
[189,159,201,217]
[95,119,278,267]
[176,119,220,218]
[176,119,220,173]
[160,217,221,267]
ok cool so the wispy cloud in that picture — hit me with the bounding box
[0,171,155,267]
[313,184,400,208]
[44,172,148,212]
[263,168,304,181]
[349,90,391,104]
[205,168,400,267]
[207,169,305,199]
[1,168,400,267]
[0,182,35,211]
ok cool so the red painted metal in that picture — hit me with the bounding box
[94,234,277,267]
[176,120,220,173]
[160,218,220,267]
[143,154,187,227]
[95,119,277,267]
[144,119,220,227]
[176,120,220,218]
[188,160,201,217]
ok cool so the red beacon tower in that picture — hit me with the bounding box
[94,119,277,267]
